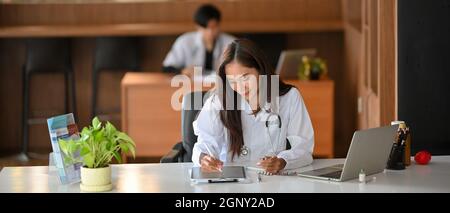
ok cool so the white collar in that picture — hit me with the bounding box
[194,31,204,49]
[241,100,279,122]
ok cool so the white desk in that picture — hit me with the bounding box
[1,156,450,193]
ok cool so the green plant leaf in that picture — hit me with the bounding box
[83,153,95,168]
[81,126,91,136]
[92,117,102,130]
[119,142,129,153]
[116,132,133,143]
[105,139,113,151]
[58,140,68,155]
[80,146,90,157]
[67,141,76,154]
[80,132,90,141]
[112,151,122,164]
[120,143,136,158]
[105,122,117,137]
[71,117,137,167]
[94,130,105,144]
[129,145,136,158]
[58,138,84,167]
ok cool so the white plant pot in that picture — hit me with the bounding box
[80,165,113,192]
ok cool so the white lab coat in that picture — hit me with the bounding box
[192,87,314,170]
[163,31,235,72]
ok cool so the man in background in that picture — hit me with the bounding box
[162,4,235,76]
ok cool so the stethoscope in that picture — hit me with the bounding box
[240,107,282,156]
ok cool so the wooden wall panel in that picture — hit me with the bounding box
[341,24,360,157]
[341,0,397,157]
[0,0,342,26]
[341,0,362,156]
[379,0,397,125]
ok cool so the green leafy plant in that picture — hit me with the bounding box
[59,117,136,168]
[298,56,328,80]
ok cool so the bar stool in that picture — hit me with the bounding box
[91,37,140,121]
[21,38,77,161]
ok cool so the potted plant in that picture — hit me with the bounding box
[58,117,136,192]
[298,56,328,80]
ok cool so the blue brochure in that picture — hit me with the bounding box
[47,113,81,184]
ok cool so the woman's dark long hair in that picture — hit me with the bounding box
[217,39,293,160]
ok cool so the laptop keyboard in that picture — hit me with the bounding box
[309,164,343,174]
[320,170,342,179]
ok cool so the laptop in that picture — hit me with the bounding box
[275,49,317,79]
[298,125,399,182]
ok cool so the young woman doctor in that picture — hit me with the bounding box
[192,39,314,174]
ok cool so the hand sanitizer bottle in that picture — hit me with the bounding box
[359,169,366,183]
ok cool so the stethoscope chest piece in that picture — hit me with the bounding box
[240,145,249,156]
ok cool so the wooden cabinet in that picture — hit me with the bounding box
[286,80,335,158]
[122,73,334,158]
[121,73,211,157]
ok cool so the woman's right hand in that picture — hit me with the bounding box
[200,153,224,172]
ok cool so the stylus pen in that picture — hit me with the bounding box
[208,179,238,183]
[204,145,222,172]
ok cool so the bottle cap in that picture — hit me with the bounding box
[391,121,406,128]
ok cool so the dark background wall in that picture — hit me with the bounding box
[398,0,450,155]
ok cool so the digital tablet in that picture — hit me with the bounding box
[190,166,247,183]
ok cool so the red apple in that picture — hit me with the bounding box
[414,150,432,165]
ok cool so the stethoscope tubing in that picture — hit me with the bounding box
[241,108,282,156]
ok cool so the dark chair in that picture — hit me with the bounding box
[161,91,212,163]
[92,37,140,121]
[21,38,77,161]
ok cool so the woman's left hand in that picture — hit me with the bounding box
[257,156,287,174]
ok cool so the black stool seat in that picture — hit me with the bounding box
[24,39,72,73]
[21,38,77,160]
[91,37,140,120]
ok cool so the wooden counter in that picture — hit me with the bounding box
[121,72,213,157]
[0,21,343,38]
[0,0,343,37]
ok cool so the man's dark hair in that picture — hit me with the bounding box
[194,4,221,28]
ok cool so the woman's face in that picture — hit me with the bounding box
[225,60,259,105]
